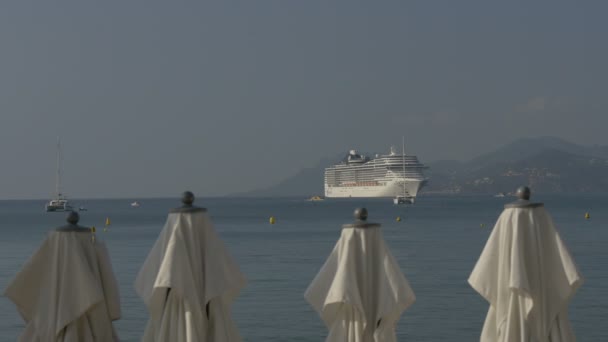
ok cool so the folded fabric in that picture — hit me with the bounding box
[5,231,121,342]
[135,211,246,342]
[305,226,415,342]
[469,206,583,342]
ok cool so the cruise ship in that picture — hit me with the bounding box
[324,147,428,203]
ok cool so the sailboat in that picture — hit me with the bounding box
[393,137,415,205]
[45,139,73,212]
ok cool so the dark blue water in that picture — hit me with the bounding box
[0,195,606,341]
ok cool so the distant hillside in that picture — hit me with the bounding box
[238,137,608,196]
[234,156,333,197]
[467,136,608,170]
[425,137,608,194]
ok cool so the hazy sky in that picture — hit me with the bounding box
[1,1,607,199]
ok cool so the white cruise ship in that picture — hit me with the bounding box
[324,147,428,203]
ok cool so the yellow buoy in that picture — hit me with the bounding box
[585,212,590,220]
[269,216,276,224]
[104,217,111,232]
[396,216,401,222]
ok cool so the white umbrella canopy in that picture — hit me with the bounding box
[469,188,583,342]
[305,208,416,342]
[135,193,246,342]
[4,212,121,342]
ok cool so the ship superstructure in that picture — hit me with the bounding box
[324,147,428,202]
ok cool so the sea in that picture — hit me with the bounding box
[0,194,606,341]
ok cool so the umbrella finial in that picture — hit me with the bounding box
[67,211,79,225]
[182,191,195,206]
[354,208,368,221]
[343,208,379,229]
[516,186,531,200]
[505,186,543,209]
[55,211,90,231]
[170,191,207,213]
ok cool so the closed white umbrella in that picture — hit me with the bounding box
[469,187,583,342]
[305,208,415,342]
[135,191,246,342]
[4,211,121,342]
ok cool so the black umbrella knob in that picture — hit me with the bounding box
[182,191,195,206]
[354,208,368,221]
[66,211,79,225]
[516,186,531,200]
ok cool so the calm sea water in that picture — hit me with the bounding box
[0,195,606,341]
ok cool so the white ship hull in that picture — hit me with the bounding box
[325,179,425,198]
[324,147,428,202]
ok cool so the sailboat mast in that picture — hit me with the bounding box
[56,138,61,197]
[402,136,406,196]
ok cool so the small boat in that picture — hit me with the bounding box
[131,201,140,208]
[78,206,87,211]
[393,137,415,206]
[494,192,506,198]
[307,196,324,202]
[393,196,414,205]
[46,198,72,212]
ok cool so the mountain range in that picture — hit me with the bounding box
[237,137,608,196]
